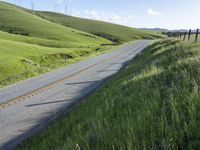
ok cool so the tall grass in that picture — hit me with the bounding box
[17,39,200,150]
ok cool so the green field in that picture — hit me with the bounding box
[0,2,161,87]
[17,39,200,149]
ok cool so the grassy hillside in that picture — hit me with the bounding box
[0,2,110,46]
[0,2,111,87]
[35,11,162,43]
[0,30,83,48]
[18,39,200,149]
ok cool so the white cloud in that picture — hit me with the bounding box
[148,8,161,16]
[71,9,139,27]
[54,0,72,4]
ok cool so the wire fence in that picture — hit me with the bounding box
[165,29,199,42]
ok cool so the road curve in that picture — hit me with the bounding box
[0,40,150,150]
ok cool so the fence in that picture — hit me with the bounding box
[165,29,199,43]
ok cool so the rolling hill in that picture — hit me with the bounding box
[0,2,110,47]
[35,11,161,43]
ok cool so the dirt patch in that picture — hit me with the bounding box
[21,59,39,67]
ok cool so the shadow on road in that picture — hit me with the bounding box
[65,80,99,86]
[25,99,73,107]
[1,76,110,150]
[96,70,118,73]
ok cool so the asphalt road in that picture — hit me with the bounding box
[0,40,150,150]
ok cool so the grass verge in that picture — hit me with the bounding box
[17,39,200,149]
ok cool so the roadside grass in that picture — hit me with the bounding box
[17,39,200,150]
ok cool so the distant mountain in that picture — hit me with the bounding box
[139,28,168,32]
[171,29,198,33]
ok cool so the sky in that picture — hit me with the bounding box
[1,0,200,30]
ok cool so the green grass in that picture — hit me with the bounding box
[0,2,109,46]
[17,39,200,150]
[35,11,162,43]
[0,30,89,48]
[0,2,161,87]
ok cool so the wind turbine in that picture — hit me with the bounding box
[18,0,21,6]
[31,1,34,13]
[65,2,68,15]
[31,1,34,11]
[54,4,58,12]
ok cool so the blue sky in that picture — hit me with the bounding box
[2,0,200,29]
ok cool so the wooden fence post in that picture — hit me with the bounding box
[195,29,199,43]
[183,31,187,41]
[188,29,191,40]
